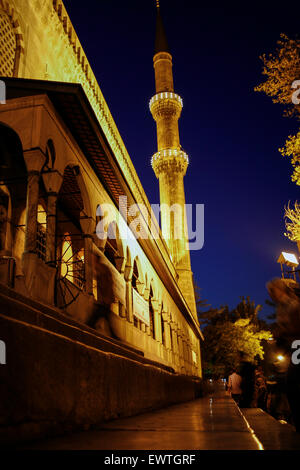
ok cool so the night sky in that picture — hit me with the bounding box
[63,0,300,320]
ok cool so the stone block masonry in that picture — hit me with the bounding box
[0,284,201,446]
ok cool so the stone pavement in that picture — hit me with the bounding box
[18,385,300,451]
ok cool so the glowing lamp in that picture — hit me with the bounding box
[277,252,298,268]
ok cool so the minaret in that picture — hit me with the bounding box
[150,1,197,319]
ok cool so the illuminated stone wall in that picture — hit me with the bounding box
[0,94,201,376]
[0,0,202,376]
[6,0,175,270]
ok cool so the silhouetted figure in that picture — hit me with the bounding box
[228,369,242,405]
[267,278,300,432]
[253,366,268,410]
[238,352,255,408]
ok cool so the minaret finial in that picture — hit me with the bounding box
[154,0,169,54]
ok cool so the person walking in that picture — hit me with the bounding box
[267,278,300,432]
[253,366,268,410]
[228,370,242,405]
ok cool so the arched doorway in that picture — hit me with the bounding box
[0,123,27,283]
[55,165,86,309]
[160,302,166,346]
[104,221,124,273]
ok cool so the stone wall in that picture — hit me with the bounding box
[0,285,202,446]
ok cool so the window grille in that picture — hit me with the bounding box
[36,223,46,261]
[0,11,17,77]
[73,255,85,289]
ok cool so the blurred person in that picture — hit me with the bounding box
[228,369,242,405]
[267,278,300,432]
[253,366,268,410]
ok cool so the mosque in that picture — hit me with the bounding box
[0,0,203,443]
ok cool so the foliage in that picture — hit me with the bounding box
[255,34,300,119]
[201,297,271,377]
[280,131,300,185]
[193,278,210,324]
[284,200,300,241]
[255,34,300,184]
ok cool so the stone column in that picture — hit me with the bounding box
[177,330,184,371]
[83,234,93,295]
[126,281,133,322]
[24,170,40,253]
[185,338,191,373]
[152,299,162,343]
[80,216,95,297]
[23,150,46,253]
[42,170,63,266]
[45,192,57,265]
[162,312,171,349]
[182,335,188,373]
[124,261,133,323]
[171,322,179,367]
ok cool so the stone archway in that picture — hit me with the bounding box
[0,123,27,285]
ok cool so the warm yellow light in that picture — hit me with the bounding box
[151,148,189,168]
[149,92,183,110]
[37,205,47,225]
[277,355,284,361]
[277,251,298,267]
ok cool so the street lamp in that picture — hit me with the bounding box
[277,251,299,283]
[277,354,285,362]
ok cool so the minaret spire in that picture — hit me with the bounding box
[150,4,197,319]
[154,0,169,56]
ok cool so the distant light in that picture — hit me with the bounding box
[277,355,285,361]
[277,252,299,267]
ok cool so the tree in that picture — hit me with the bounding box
[201,297,271,377]
[255,34,300,119]
[284,200,300,242]
[255,34,300,184]
[193,278,211,326]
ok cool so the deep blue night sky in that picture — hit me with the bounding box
[63,0,300,320]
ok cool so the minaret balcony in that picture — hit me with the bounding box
[150,92,183,120]
[151,148,189,177]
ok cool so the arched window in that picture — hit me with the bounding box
[60,234,85,289]
[149,285,155,340]
[104,222,124,273]
[170,316,173,351]
[132,259,140,329]
[132,259,139,290]
[56,166,86,308]
[104,236,118,269]
[61,233,73,282]
[160,304,165,346]
[45,140,56,168]
[36,204,47,260]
